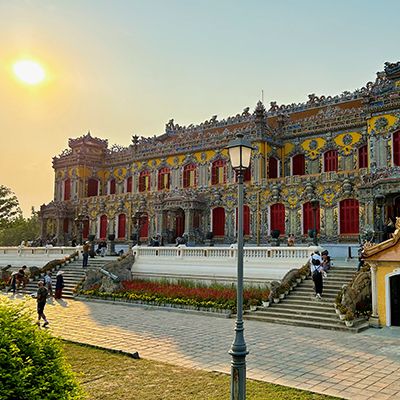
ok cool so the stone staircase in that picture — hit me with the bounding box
[244,265,370,333]
[13,257,118,299]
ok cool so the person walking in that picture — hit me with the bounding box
[311,254,323,300]
[8,271,18,295]
[36,281,49,327]
[82,241,90,267]
[54,271,65,299]
[44,271,53,297]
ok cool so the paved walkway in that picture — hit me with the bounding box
[4,294,400,400]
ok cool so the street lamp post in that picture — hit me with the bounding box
[310,199,319,246]
[227,132,252,400]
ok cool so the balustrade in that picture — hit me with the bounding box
[133,246,318,261]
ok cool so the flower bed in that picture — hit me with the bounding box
[80,279,270,312]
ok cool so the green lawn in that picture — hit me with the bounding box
[63,342,339,400]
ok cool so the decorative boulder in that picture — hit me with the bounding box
[81,253,134,292]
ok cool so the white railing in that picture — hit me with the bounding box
[131,245,322,282]
[133,245,318,261]
[0,246,80,257]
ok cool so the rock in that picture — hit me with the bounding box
[100,276,122,293]
[81,252,134,292]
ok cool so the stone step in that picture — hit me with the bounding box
[283,299,336,308]
[287,293,337,301]
[265,303,334,313]
[243,314,369,333]
[257,307,337,321]
[294,286,341,294]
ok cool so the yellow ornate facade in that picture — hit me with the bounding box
[40,61,400,247]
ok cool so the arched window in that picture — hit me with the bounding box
[292,154,305,176]
[126,176,133,193]
[212,207,225,237]
[117,214,126,239]
[394,131,400,166]
[358,145,368,169]
[87,179,99,197]
[211,159,226,185]
[139,214,149,239]
[99,215,107,240]
[324,150,338,172]
[139,171,151,192]
[64,179,71,201]
[236,205,250,236]
[270,203,285,235]
[340,199,359,234]
[109,179,116,195]
[183,164,197,188]
[158,167,170,190]
[268,157,278,179]
[303,201,320,235]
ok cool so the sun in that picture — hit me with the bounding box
[13,60,46,85]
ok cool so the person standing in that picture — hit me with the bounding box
[36,281,49,327]
[44,271,53,297]
[100,241,107,257]
[82,241,90,267]
[54,271,65,299]
[311,255,323,300]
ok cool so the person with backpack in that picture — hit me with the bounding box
[311,253,323,300]
[36,281,49,327]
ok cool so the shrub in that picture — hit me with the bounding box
[344,310,355,321]
[0,297,84,400]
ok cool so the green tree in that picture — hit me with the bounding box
[0,208,40,246]
[0,185,21,228]
[0,298,84,399]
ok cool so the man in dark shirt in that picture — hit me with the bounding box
[82,241,90,267]
[36,281,49,327]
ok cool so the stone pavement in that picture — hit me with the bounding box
[5,294,400,400]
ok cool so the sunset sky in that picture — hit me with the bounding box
[1,0,400,215]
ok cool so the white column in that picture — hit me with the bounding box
[371,264,378,318]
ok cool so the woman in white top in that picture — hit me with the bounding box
[311,254,323,300]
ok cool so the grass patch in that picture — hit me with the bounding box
[63,342,338,400]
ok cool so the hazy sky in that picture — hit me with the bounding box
[1,0,400,215]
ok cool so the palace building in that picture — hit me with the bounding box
[40,61,400,246]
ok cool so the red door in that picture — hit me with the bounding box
[212,207,225,237]
[236,205,250,236]
[303,202,320,234]
[340,199,359,234]
[88,179,98,197]
[100,215,107,239]
[82,219,89,240]
[270,203,285,234]
[139,214,149,239]
[175,212,185,238]
[64,179,71,201]
[118,214,126,239]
